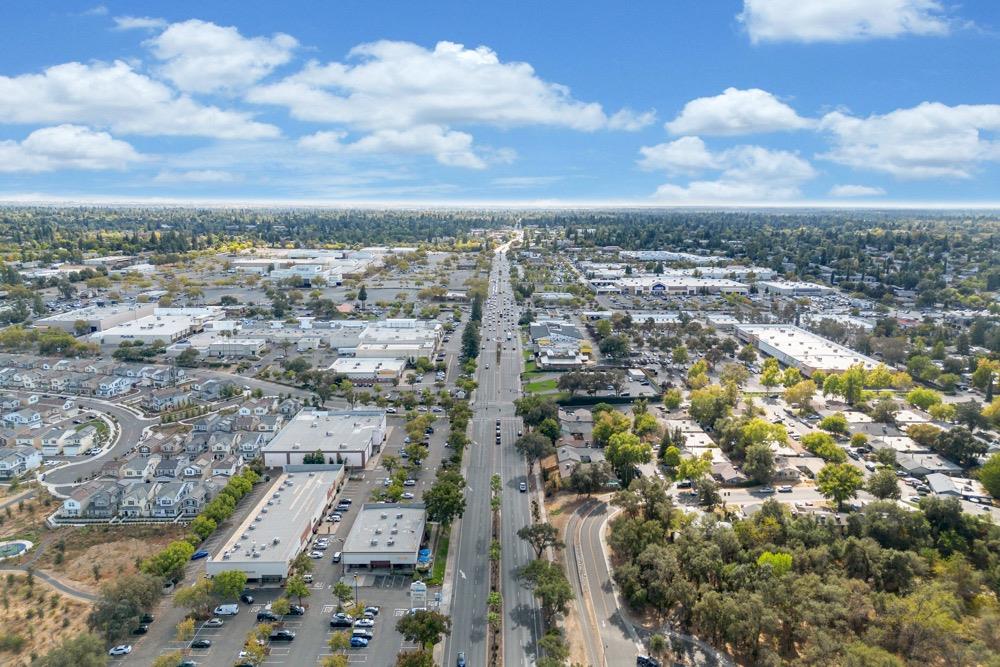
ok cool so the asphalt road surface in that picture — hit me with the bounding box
[446,245,542,667]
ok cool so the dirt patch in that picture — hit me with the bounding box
[39,524,188,593]
[0,572,90,666]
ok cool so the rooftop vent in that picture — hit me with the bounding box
[370,539,378,546]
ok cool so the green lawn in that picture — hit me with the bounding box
[428,533,450,585]
[524,360,537,373]
[525,378,558,393]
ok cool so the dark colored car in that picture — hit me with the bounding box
[288,604,306,615]
[139,613,154,624]
[190,549,209,560]
[257,610,280,622]
[330,617,354,628]
[637,657,661,667]
[190,639,212,649]
[131,625,149,635]
[240,592,254,604]
[269,629,296,641]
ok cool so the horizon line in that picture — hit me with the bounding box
[1,194,1000,212]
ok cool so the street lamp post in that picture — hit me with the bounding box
[353,573,359,607]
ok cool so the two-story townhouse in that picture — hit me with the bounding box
[61,480,122,519]
[39,427,66,456]
[209,432,241,460]
[0,446,42,479]
[210,454,243,477]
[154,457,184,479]
[150,481,190,518]
[120,483,155,518]
[180,482,210,516]
[119,454,161,480]
[3,409,41,428]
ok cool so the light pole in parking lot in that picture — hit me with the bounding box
[354,573,359,607]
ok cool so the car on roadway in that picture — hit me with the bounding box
[189,639,212,649]
[190,549,210,560]
[758,486,776,494]
[401,492,415,499]
[458,652,467,666]
[108,645,132,656]
[350,636,370,648]
[778,485,793,493]
[519,482,527,492]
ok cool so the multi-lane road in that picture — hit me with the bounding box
[445,244,542,666]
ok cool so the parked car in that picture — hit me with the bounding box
[257,610,280,622]
[354,618,375,628]
[190,549,209,560]
[364,605,381,616]
[240,592,254,604]
[131,625,149,635]
[214,604,239,615]
[332,551,342,563]
[778,485,793,493]
[519,482,527,492]
[350,636,370,648]
[140,613,154,624]
[288,604,306,615]
[203,617,224,627]
[190,639,212,649]
[309,551,324,559]
[269,630,296,641]
[108,645,132,656]
[458,652,467,666]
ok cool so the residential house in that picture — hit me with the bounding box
[3,409,41,428]
[180,482,210,516]
[0,445,42,479]
[39,427,66,457]
[211,454,243,477]
[142,388,191,413]
[150,481,190,518]
[120,483,155,518]
[61,480,122,519]
[65,425,98,453]
[154,457,184,479]
[119,454,161,480]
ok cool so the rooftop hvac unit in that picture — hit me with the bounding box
[390,529,398,535]
[387,539,395,546]
[272,537,280,545]
[252,552,260,558]
[261,508,268,514]
[396,513,403,519]
[255,515,263,522]
[370,539,378,546]
[267,500,273,506]
[380,513,388,519]
[240,534,248,540]
[248,524,256,531]
[375,528,382,534]
[222,553,230,559]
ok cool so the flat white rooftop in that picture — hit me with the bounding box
[736,324,879,372]
[208,467,343,574]
[329,357,407,373]
[263,409,385,454]
[342,503,425,556]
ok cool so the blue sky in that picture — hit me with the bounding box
[0,1,998,206]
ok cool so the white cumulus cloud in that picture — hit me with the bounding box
[666,87,812,136]
[299,125,491,169]
[0,124,143,173]
[818,102,1000,178]
[147,19,298,94]
[152,169,238,183]
[829,184,886,197]
[641,139,816,201]
[250,40,647,131]
[0,60,280,139]
[113,16,167,31]
[739,0,953,44]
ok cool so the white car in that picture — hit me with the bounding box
[401,492,415,500]
[308,551,324,559]
[108,645,132,656]
[403,479,416,487]
[354,618,375,628]
[203,617,224,627]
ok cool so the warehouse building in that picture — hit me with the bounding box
[758,280,835,296]
[341,503,426,570]
[262,409,387,469]
[36,303,155,333]
[615,276,749,296]
[205,465,344,582]
[735,324,879,376]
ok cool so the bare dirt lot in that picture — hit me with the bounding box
[0,572,90,666]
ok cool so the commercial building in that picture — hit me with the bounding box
[262,409,386,469]
[206,465,345,582]
[36,303,156,334]
[619,250,726,264]
[329,357,406,384]
[341,503,426,570]
[758,281,835,296]
[613,276,749,296]
[735,324,879,376]
[91,315,201,346]
[168,332,267,358]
